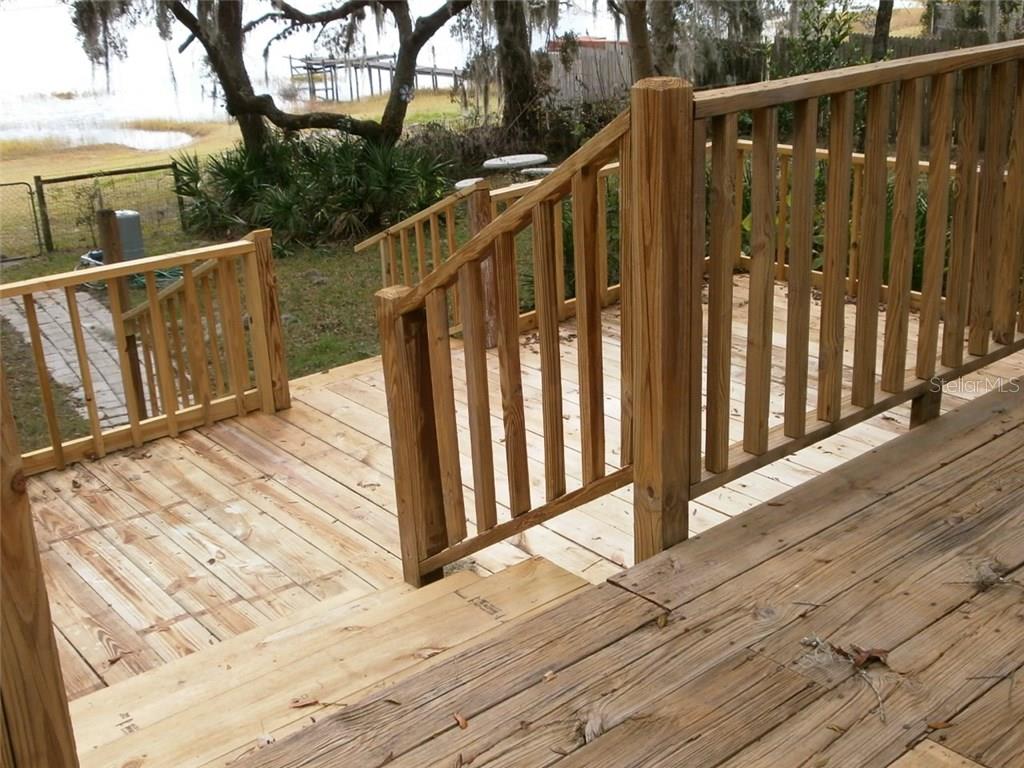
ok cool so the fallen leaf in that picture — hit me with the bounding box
[927,721,954,730]
[454,712,469,730]
[849,646,890,669]
[289,695,319,709]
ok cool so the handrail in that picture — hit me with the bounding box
[377,43,1024,587]
[395,110,629,315]
[0,241,251,299]
[0,230,290,475]
[694,39,1024,117]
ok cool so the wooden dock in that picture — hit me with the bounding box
[31,275,1023,700]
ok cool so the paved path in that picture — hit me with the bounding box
[1,288,128,427]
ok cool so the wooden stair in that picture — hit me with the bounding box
[70,556,586,768]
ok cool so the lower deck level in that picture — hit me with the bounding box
[235,383,1024,768]
[31,276,1024,701]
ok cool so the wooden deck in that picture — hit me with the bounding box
[32,276,1024,700]
[237,384,1024,768]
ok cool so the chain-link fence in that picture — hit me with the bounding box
[32,163,185,257]
[0,182,44,260]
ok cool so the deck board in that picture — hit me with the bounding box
[31,275,1023,700]
[237,385,1024,768]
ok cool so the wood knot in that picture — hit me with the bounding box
[10,469,26,494]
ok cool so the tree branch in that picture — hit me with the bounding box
[271,0,371,25]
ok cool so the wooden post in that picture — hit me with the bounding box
[33,175,54,253]
[97,210,148,421]
[377,286,449,586]
[468,186,499,348]
[243,230,290,411]
[629,77,695,563]
[0,369,80,767]
[910,384,943,428]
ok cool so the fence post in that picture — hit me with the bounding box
[33,175,54,253]
[377,286,449,586]
[243,229,290,411]
[629,77,696,564]
[170,160,187,229]
[468,185,499,348]
[97,210,148,421]
[1,369,81,767]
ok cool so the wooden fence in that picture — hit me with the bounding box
[0,228,289,475]
[377,41,1024,586]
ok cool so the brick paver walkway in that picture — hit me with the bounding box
[1,288,128,427]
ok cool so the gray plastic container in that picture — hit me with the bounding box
[115,210,145,260]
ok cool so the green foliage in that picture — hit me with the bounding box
[173,131,451,247]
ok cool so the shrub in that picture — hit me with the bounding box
[174,131,451,247]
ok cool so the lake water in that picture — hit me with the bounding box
[0,0,619,151]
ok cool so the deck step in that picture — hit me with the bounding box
[72,556,586,768]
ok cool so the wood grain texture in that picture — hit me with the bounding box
[943,67,983,367]
[467,188,498,348]
[706,113,739,472]
[494,230,532,516]
[993,61,1024,345]
[246,229,290,410]
[531,201,566,501]
[457,261,498,532]
[22,294,64,468]
[916,73,954,379]
[629,77,694,562]
[180,264,213,425]
[968,61,1015,356]
[145,273,180,437]
[64,287,105,457]
[881,77,923,393]
[216,257,250,416]
[1,369,80,767]
[376,287,448,585]
[784,98,818,437]
[743,107,778,455]
[424,288,468,544]
[572,164,606,484]
[618,133,634,466]
[817,90,855,422]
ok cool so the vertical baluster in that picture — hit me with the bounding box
[942,67,982,367]
[533,201,566,500]
[596,172,609,306]
[64,287,105,457]
[166,295,191,408]
[387,235,400,286]
[424,288,467,543]
[573,164,605,483]
[784,98,818,438]
[817,90,855,423]
[734,145,745,268]
[22,295,63,467]
[399,229,413,285]
[145,273,179,436]
[743,107,778,456]
[706,113,738,472]
[689,119,707,478]
[429,214,442,273]
[216,258,249,415]
[495,231,531,514]
[448,204,463,327]
[848,162,864,296]
[618,136,634,466]
[993,62,1024,345]
[378,240,389,286]
[181,264,212,424]
[458,261,498,531]
[414,220,427,283]
[916,72,954,378]
[242,241,276,414]
[970,61,1015,354]
[201,273,226,398]
[138,313,159,414]
[554,198,566,316]
[775,153,790,281]
[881,78,923,393]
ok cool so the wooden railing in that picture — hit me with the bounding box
[379,40,1024,586]
[0,227,289,475]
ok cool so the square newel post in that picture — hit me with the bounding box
[629,77,697,564]
[376,286,449,586]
